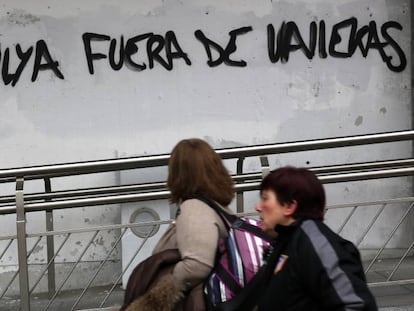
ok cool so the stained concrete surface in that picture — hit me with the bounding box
[1,257,413,311]
[1,283,413,311]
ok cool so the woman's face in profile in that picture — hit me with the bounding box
[256,190,289,236]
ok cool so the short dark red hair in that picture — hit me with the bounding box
[260,166,326,221]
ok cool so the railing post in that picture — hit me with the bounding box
[260,156,270,178]
[44,178,56,298]
[236,157,245,213]
[16,177,30,311]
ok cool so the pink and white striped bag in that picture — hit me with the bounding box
[193,197,271,310]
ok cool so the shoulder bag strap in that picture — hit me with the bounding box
[187,195,235,229]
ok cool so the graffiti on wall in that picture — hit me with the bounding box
[1,40,64,87]
[267,17,406,72]
[0,17,407,86]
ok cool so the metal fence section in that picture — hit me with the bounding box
[0,199,413,310]
[0,220,172,311]
[0,130,413,310]
[326,198,414,288]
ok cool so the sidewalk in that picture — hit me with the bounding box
[366,255,414,310]
[1,256,413,311]
[1,283,414,311]
[373,284,414,310]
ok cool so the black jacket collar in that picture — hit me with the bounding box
[275,218,302,233]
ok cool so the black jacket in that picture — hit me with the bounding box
[258,219,378,311]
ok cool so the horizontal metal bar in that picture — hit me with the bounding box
[0,234,17,241]
[0,182,168,205]
[22,190,170,212]
[368,279,414,287]
[2,158,410,205]
[0,173,255,205]
[21,196,414,238]
[233,166,414,193]
[0,158,412,209]
[310,158,414,175]
[0,155,170,181]
[0,130,412,180]
[0,205,17,214]
[319,167,414,183]
[218,130,414,159]
[326,197,414,210]
[232,172,261,182]
[27,220,173,238]
[1,167,413,215]
[326,197,414,209]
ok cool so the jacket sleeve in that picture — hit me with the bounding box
[173,199,222,291]
[297,220,378,311]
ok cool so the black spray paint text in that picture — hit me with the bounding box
[0,40,64,87]
[82,31,191,74]
[0,17,406,86]
[267,17,406,72]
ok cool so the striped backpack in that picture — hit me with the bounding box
[194,197,271,310]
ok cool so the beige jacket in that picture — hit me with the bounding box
[125,198,230,311]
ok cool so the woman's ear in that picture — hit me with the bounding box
[284,200,298,217]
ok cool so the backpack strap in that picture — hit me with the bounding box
[214,264,242,294]
[234,219,271,242]
[190,195,271,242]
[187,195,234,229]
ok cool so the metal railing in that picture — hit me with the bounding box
[0,129,413,310]
[327,198,414,287]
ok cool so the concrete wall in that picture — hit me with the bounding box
[0,0,411,294]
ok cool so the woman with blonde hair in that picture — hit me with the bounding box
[124,138,234,311]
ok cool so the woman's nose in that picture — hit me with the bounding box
[255,201,262,212]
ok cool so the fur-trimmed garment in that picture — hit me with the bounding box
[125,274,183,311]
[121,199,230,311]
[120,248,206,311]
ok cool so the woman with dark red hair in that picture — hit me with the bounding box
[256,166,377,311]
